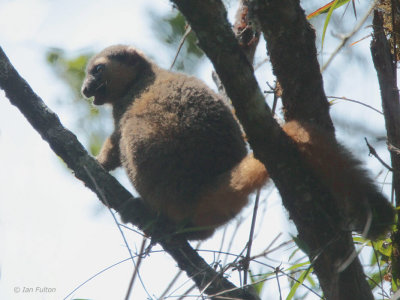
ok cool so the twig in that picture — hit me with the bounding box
[371,241,386,300]
[327,95,383,115]
[117,223,146,237]
[321,0,379,72]
[176,284,196,300]
[254,57,269,70]
[365,138,394,172]
[170,25,192,70]
[125,237,148,300]
[250,234,293,261]
[198,247,325,299]
[84,166,152,299]
[266,81,280,117]
[223,217,244,266]
[274,264,283,300]
[159,269,183,299]
[251,261,325,299]
[63,257,131,300]
[336,241,368,273]
[243,189,260,285]
[216,226,228,264]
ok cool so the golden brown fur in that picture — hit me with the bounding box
[82,45,268,239]
[283,121,394,239]
[82,45,393,240]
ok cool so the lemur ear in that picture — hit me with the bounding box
[124,47,142,65]
[126,46,146,64]
[109,47,144,66]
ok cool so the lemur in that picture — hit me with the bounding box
[81,45,394,240]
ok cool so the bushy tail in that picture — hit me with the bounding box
[283,120,395,240]
[192,154,269,233]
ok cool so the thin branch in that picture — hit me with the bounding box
[327,95,383,115]
[176,284,196,300]
[223,217,245,266]
[371,241,386,300]
[117,223,146,237]
[266,81,280,117]
[321,0,379,72]
[216,226,228,264]
[198,248,324,299]
[274,265,283,300]
[159,270,183,299]
[84,165,152,298]
[83,165,136,263]
[243,189,260,285]
[63,257,132,300]
[170,25,192,70]
[125,237,148,300]
[365,138,394,172]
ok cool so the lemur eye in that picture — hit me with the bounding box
[92,64,105,74]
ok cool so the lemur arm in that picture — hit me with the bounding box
[96,131,121,171]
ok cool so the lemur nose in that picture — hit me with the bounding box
[81,83,91,98]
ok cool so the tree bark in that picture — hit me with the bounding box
[171,0,374,299]
[371,10,400,205]
[371,8,400,292]
[253,0,333,131]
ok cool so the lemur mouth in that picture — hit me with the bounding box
[92,82,107,105]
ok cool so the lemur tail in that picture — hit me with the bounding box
[193,154,269,231]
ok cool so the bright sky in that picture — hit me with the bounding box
[0,0,393,299]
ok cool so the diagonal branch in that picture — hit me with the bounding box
[0,47,259,300]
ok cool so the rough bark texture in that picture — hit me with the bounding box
[371,10,400,204]
[233,0,260,64]
[0,47,259,300]
[254,1,373,299]
[371,9,400,291]
[170,0,374,299]
[213,0,260,98]
[253,0,334,131]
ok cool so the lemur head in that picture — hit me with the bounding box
[81,45,152,105]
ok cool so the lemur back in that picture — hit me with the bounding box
[120,71,251,228]
[81,45,268,239]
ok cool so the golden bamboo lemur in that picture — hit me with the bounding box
[82,45,268,239]
[82,45,394,240]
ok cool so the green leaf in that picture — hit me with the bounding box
[286,266,313,300]
[374,238,392,257]
[286,261,311,272]
[321,0,341,49]
[307,0,350,20]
